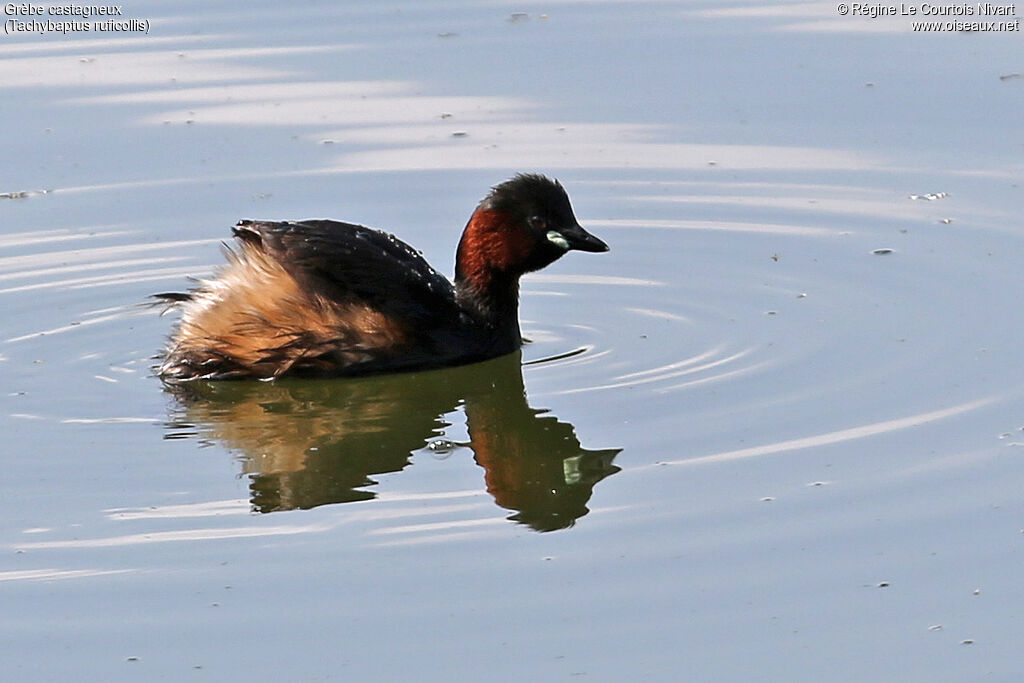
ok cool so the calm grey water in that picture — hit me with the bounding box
[3,1,1024,681]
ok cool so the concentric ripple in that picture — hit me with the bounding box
[3,173,1021,477]
[521,290,769,397]
[514,176,1020,468]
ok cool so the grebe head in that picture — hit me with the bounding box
[484,173,608,258]
[456,174,608,286]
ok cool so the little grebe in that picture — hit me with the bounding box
[156,174,609,381]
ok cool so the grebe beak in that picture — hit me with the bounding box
[553,223,610,253]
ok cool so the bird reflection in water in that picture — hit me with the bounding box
[163,352,620,532]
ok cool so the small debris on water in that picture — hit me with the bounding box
[961,639,975,645]
[999,73,1023,81]
[972,588,981,596]
[451,131,468,138]
[760,496,775,502]
[872,248,894,255]
[0,189,49,199]
[796,292,807,298]
[909,192,948,201]
[427,439,455,455]
[877,581,890,588]
[508,12,529,22]
[939,218,953,224]
[928,624,944,631]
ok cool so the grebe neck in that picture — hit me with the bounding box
[454,208,527,345]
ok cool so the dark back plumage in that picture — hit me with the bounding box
[233,219,459,326]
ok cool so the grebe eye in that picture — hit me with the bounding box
[528,215,548,229]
